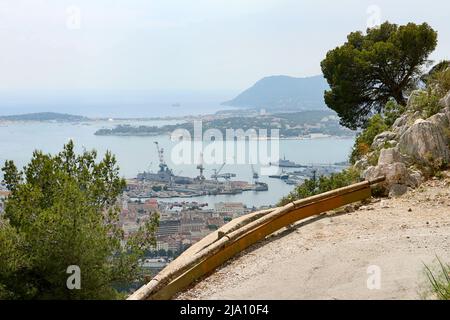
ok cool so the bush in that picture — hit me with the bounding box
[0,142,158,300]
[384,99,406,127]
[410,67,450,119]
[427,63,450,96]
[411,89,443,119]
[424,258,450,300]
[350,115,389,164]
[279,167,361,206]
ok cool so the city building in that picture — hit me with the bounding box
[214,202,246,217]
[144,198,158,211]
[156,219,181,238]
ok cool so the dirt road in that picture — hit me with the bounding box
[177,175,450,300]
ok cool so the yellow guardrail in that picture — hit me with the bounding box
[128,176,385,300]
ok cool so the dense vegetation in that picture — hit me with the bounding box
[0,141,158,299]
[284,21,439,205]
[284,22,449,207]
[349,114,389,164]
[321,22,437,130]
[349,65,450,165]
[279,168,361,206]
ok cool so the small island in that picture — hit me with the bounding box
[0,112,88,122]
[94,110,355,139]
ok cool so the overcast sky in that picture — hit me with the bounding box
[0,0,449,94]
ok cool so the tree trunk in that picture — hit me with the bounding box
[392,90,407,106]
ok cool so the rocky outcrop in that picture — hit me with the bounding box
[377,148,403,165]
[361,90,450,197]
[398,117,450,166]
[372,131,397,150]
[363,162,408,187]
[362,158,422,197]
[440,91,450,109]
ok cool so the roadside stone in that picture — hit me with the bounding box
[363,162,411,196]
[389,184,408,198]
[406,169,423,188]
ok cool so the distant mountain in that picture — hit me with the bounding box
[222,75,329,111]
[0,112,88,122]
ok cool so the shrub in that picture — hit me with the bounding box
[279,167,361,206]
[367,150,381,167]
[0,142,158,300]
[350,115,389,164]
[411,67,450,119]
[424,258,450,300]
[428,64,450,96]
[411,89,442,119]
[384,99,406,127]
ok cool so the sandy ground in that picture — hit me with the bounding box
[177,174,450,300]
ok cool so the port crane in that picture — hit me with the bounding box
[196,153,206,181]
[211,163,226,181]
[218,172,236,181]
[251,164,259,180]
[211,163,236,182]
[154,141,168,173]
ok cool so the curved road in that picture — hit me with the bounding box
[177,175,450,300]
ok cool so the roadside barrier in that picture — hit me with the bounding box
[128,176,386,300]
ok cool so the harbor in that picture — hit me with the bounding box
[126,142,269,199]
[0,120,355,208]
[124,141,348,201]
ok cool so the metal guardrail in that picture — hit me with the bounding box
[128,176,386,300]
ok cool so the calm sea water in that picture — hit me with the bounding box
[0,120,354,207]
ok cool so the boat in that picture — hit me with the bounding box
[270,156,305,168]
[254,182,269,191]
[268,173,289,180]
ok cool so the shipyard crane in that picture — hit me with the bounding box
[251,164,259,180]
[217,172,236,181]
[196,152,205,181]
[211,163,226,181]
[154,141,168,172]
[212,163,236,180]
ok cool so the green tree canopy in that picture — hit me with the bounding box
[321,22,437,129]
[0,141,158,299]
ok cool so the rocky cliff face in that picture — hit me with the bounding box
[361,91,450,197]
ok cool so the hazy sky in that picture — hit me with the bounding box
[1,0,449,94]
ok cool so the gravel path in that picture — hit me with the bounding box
[177,175,450,300]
